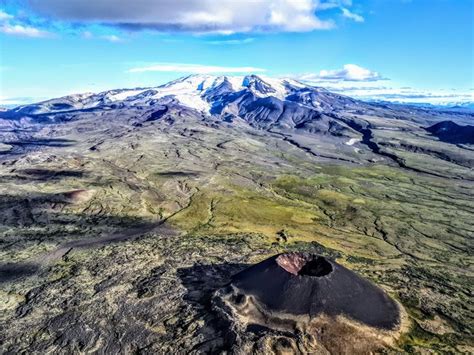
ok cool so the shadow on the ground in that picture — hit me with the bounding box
[4,138,75,147]
[0,192,158,282]
[0,191,146,228]
[177,262,249,352]
[0,263,39,283]
[0,168,87,183]
[177,262,247,305]
[154,171,200,177]
[0,138,76,157]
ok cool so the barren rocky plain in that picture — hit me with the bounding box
[0,75,473,353]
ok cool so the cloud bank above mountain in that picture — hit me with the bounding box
[298,64,385,82]
[24,0,356,33]
[296,64,473,105]
[128,63,266,74]
[331,86,474,105]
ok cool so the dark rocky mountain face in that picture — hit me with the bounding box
[0,75,473,354]
[242,74,277,95]
[426,120,474,144]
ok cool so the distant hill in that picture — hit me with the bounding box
[426,120,474,144]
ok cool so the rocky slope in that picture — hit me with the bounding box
[2,74,472,177]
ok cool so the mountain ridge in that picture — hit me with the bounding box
[1,74,473,179]
[3,74,332,116]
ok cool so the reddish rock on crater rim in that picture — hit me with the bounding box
[276,253,333,277]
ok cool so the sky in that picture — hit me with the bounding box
[0,0,473,106]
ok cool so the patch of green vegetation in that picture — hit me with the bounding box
[48,257,78,282]
[282,240,342,259]
[398,322,466,353]
[345,255,376,265]
[165,163,473,351]
[269,164,474,351]
[1,144,472,352]
[169,186,322,242]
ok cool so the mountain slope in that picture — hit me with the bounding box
[1,74,473,178]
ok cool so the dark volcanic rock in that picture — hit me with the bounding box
[426,120,474,144]
[146,105,168,122]
[221,252,400,330]
[242,75,276,95]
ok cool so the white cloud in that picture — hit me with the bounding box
[0,10,14,21]
[26,0,341,33]
[101,34,123,42]
[0,10,52,37]
[289,63,474,104]
[298,64,384,82]
[81,30,94,39]
[319,0,353,10]
[81,31,123,42]
[0,23,51,37]
[329,84,474,105]
[341,8,364,22]
[128,63,266,74]
[301,79,474,105]
[0,95,42,106]
[207,38,255,45]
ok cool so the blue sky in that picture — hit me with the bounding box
[0,0,472,106]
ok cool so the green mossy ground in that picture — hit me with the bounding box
[165,164,474,351]
[0,120,472,352]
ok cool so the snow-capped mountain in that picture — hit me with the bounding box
[2,74,472,140]
[7,74,358,117]
[1,73,472,176]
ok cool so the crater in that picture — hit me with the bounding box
[299,257,333,277]
[276,253,333,277]
[215,252,406,353]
